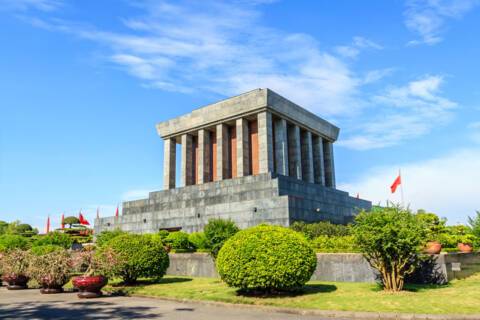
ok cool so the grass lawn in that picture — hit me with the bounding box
[104,273,480,315]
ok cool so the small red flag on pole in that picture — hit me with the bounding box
[115,205,119,218]
[390,174,402,193]
[61,213,65,229]
[46,216,50,234]
[79,211,90,226]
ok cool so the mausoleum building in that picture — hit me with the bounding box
[95,89,371,234]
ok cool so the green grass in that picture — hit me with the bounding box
[103,273,480,315]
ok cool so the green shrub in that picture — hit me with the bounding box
[290,221,350,239]
[30,245,64,256]
[164,231,194,252]
[32,231,73,249]
[188,232,209,251]
[157,230,170,241]
[312,235,359,253]
[95,229,127,247]
[216,225,317,292]
[353,206,426,292]
[204,218,239,258]
[415,210,447,242]
[15,224,37,237]
[99,234,169,284]
[0,234,30,252]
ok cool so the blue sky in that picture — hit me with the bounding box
[1,0,479,230]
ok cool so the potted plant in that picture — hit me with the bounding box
[0,249,31,290]
[417,211,446,254]
[71,246,117,298]
[29,246,72,294]
[457,234,475,253]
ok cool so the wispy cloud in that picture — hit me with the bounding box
[339,75,457,150]
[404,0,479,45]
[336,36,383,59]
[0,0,62,12]
[339,147,480,223]
[10,0,461,151]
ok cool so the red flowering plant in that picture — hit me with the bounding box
[71,245,118,277]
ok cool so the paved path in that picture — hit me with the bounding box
[0,287,350,320]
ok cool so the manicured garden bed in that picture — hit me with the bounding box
[104,274,480,315]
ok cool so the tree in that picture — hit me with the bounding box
[353,205,426,292]
[204,218,239,258]
[63,216,80,228]
[468,211,480,238]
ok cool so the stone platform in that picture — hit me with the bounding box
[95,173,371,234]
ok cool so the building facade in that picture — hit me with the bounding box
[95,89,371,234]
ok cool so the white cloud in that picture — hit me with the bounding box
[404,0,479,45]
[335,36,382,58]
[468,121,480,143]
[339,148,480,223]
[339,75,457,150]
[0,0,62,12]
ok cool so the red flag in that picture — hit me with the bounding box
[390,175,402,193]
[46,216,50,234]
[115,206,119,217]
[79,212,90,226]
[61,213,65,229]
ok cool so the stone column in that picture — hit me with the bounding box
[163,138,176,190]
[301,130,314,183]
[323,140,336,188]
[236,118,250,177]
[198,129,211,184]
[274,118,288,175]
[288,124,302,180]
[312,135,326,186]
[216,124,229,181]
[257,111,274,174]
[181,134,194,187]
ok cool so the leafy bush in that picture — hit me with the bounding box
[204,218,239,258]
[95,229,127,247]
[312,235,359,253]
[188,232,209,251]
[353,206,426,292]
[32,231,73,249]
[99,234,169,284]
[30,245,64,256]
[0,249,31,278]
[157,230,170,241]
[216,225,317,292]
[0,234,30,252]
[0,221,8,235]
[164,231,194,252]
[290,221,350,239]
[28,249,72,288]
[15,224,37,237]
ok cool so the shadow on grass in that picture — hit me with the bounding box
[107,277,194,296]
[236,283,337,298]
[368,282,450,293]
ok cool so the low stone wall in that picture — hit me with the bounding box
[166,252,480,283]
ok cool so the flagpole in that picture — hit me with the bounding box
[399,169,405,207]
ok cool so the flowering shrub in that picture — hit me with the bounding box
[71,246,118,277]
[0,249,31,279]
[29,248,72,289]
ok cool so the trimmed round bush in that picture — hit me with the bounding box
[100,234,169,284]
[95,229,127,247]
[216,225,317,292]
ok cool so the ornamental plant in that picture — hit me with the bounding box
[29,248,72,290]
[204,218,239,258]
[216,225,317,293]
[353,206,426,292]
[72,246,118,277]
[0,234,30,252]
[0,249,31,281]
[95,229,127,247]
[32,231,73,249]
[188,232,209,251]
[99,234,169,284]
[164,231,194,252]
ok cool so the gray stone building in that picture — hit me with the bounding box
[95,89,371,234]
